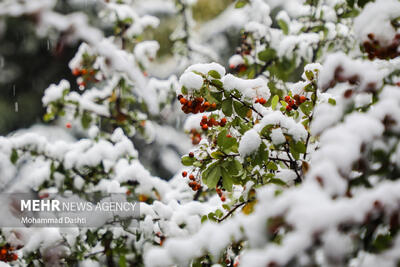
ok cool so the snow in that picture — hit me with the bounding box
[185,62,226,78]
[42,80,70,106]
[270,128,286,145]
[228,54,244,68]
[238,129,261,157]
[222,74,270,101]
[354,0,400,46]
[255,111,307,142]
[319,52,384,92]
[179,72,204,92]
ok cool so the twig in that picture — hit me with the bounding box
[217,201,248,223]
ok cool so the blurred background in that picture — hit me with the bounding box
[0,0,235,135]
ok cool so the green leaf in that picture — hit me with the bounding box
[221,98,233,116]
[181,86,188,94]
[267,161,278,171]
[221,167,233,191]
[81,111,92,129]
[208,70,221,79]
[119,255,127,267]
[269,178,287,186]
[215,209,223,218]
[300,101,313,116]
[233,100,249,118]
[235,0,248,8]
[227,159,243,176]
[294,141,306,154]
[305,70,314,81]
[277,19,289,35]
[211,151,225,159]
[328,98,336,105]
[217,130,238,154]
[181,156,194,166]
[258,48,276,62]
[211,79,223,88]
[271,95,279,110]
[10,149,18,164]
[203,165,221,188]
[358,0,374,8]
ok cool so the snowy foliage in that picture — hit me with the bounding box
[1,0,400,266]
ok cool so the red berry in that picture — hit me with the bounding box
[226,134,232,138]
[229,64,235,69]
[202,124,208,130]
[202,115,208,121]
[65,122,71,129]
[220,118,227,126]
[286,105,292,111]
[255,98,259,103]
[182,171,187,177]
[259,98,266,105]
[189,174,195,180]
[189,152,194,158]
[284,96,291,102]
[211,103,217,109]
[220,195,226,202]
[11,253,18,261]
[203,102,210,108]
[81,69,88,75]
[177,94,183,100]
[293,94,300,101]
[300,95,306,103]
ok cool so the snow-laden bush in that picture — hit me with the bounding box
[1,0,400,266]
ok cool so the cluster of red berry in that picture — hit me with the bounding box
[363,33,400,60]
[284,94,307,111]
[178,95,217,114]
[237,32,252,56]
[254,97,267,105]
[200,116,227,131]
[216,187,226,202]
[229,63,247,73]
[72,68,99,88]
[0,244,18,263]
[189,129,202,145]
[182,170,201,191]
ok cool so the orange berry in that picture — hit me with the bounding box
[300,95,306,103]
[72,68,80,76]
[180,98,187,105]
[284,96,291,102]
[211,103,217,109]
[202,124,208,130]
[81,69,88,75]
[182,171,187,177]
[203,102,210,108]
[259,98,266,105]
[0,249,6,255]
